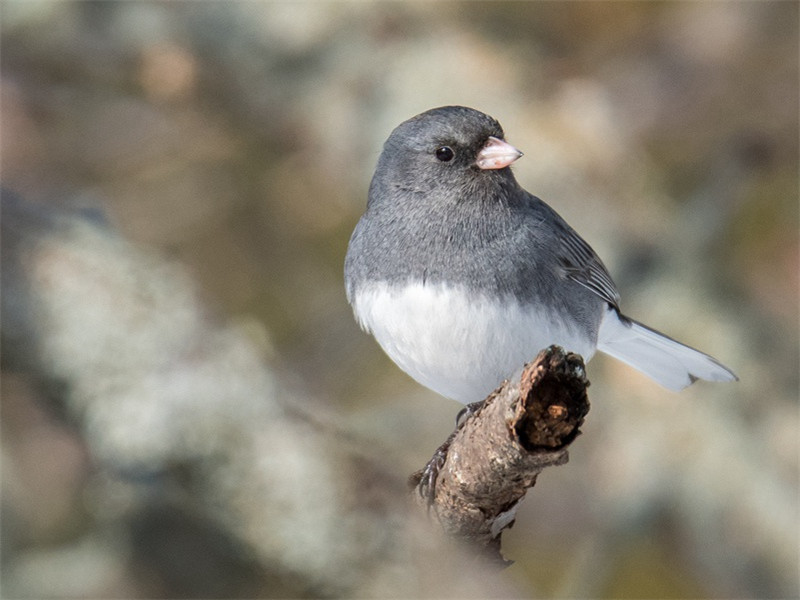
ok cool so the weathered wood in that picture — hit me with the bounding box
[410,346,590,564]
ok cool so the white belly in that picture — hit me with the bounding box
[351,282,595,404]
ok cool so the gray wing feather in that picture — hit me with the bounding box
[557,228,621,309]
[523,193,621,309]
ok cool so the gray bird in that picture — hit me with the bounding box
[345,106,737,404]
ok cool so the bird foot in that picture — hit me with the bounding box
[410,399,487,505]
[455,399,486,428]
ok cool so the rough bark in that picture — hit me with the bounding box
[410,346,590,565]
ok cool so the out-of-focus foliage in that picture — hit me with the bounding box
[2,2,797,598]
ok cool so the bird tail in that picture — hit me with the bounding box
[596,307,738,391]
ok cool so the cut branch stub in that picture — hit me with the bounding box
[515,346,590,450]
[414,346,590,565]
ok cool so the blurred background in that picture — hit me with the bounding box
[2,1,798,598]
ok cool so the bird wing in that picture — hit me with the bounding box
[521,193,621,309]
[557,227,621,309]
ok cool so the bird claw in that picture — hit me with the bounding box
[455,399,486,428]
[417,443,449,504]
[416,399,487,505]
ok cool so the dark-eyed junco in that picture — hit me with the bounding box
[345,106,737,403]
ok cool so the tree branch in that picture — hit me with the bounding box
[410,346,590,565]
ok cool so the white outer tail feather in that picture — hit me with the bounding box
[597,307,738,391]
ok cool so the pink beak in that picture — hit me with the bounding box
[475,136,523,170]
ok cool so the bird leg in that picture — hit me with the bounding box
[410,398,488,504]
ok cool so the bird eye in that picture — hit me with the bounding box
[435,146,455,162]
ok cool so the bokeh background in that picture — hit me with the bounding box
[2,1,798,598]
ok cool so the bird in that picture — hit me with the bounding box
[344,106,737,404]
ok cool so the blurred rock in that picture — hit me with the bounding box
[0,192,514,597]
